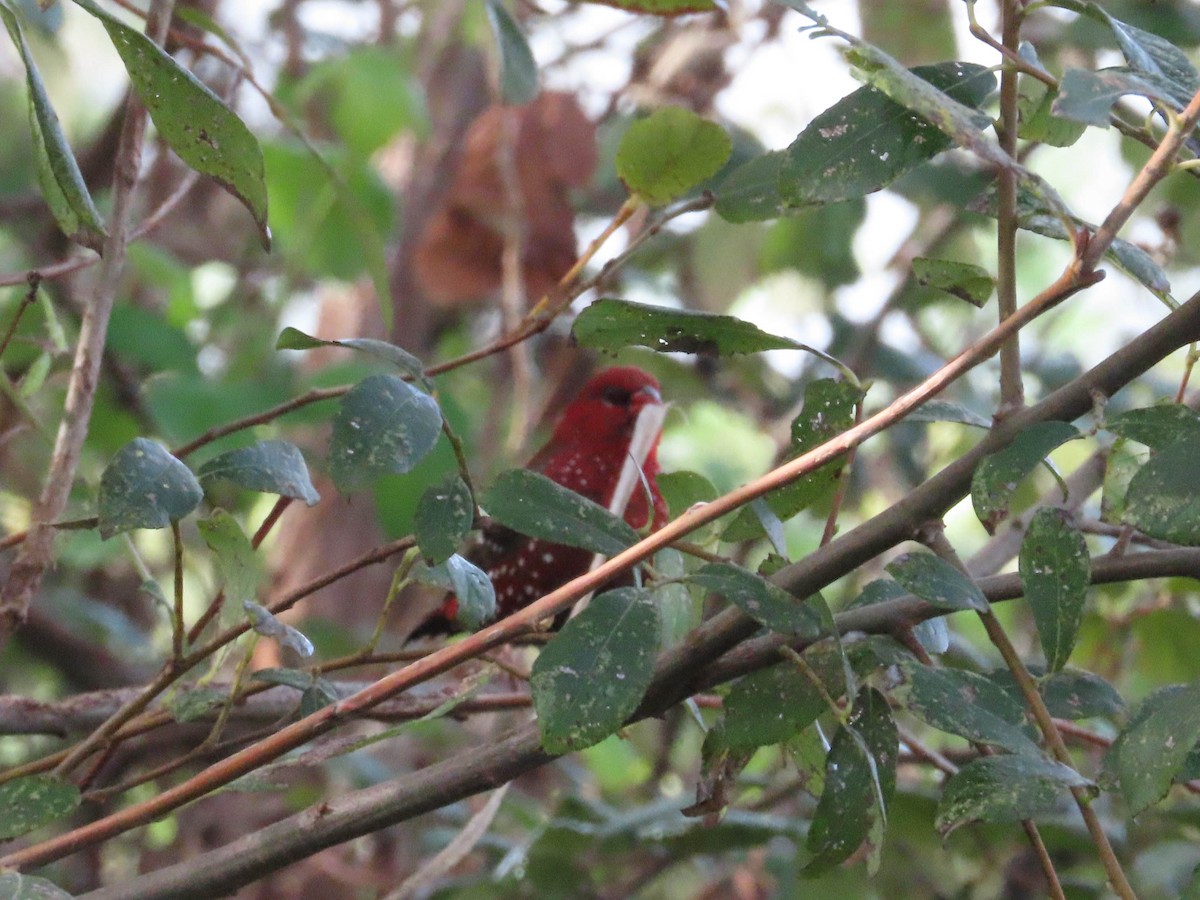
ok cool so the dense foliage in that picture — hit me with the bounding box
[3,0,1200,897]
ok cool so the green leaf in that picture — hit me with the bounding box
[482,468,639,556]
[1018,82,1088,148]
[574,297,826,357]
[1124,443,1200,545]
[531,587,660,753]
[1101,436,1141,524]
[0,1,106,250]
[1020,509,1090,672]
[328,374,443,492]
[197,509,262,603]
[71,0,269,249]
[723,379,862,541]
[1052,67,1169,128]
[886,551,988,613]
[991,667,1126,720]
[414,474,474,564]
[847,578,948,654]
[0,775,81,840]
[98,438,204,539]
[911,257,994,307]
[1039,669,1125,720]
[971,421,1080,533]
[759,199,866,288]
[420,554,496,630]
[616,106,731,205]
[276,328,427,383]
[714,150,786,222]
[936,755,1091,837]
[780,62,995,207]
[805,688,896,875]
[1105,404,1200,450]
[724,650,847,752]
[242,600,314,657]
[1111,682,1200,815]
[198,439,321,506]
[485,0,538,104]
[906,399,992,429]
[902,663,1041,756]
[0,872,75,899]
[688,562,822,637]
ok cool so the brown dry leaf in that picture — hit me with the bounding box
[415,91,597,307]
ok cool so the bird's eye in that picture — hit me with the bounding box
[600,385,633,406]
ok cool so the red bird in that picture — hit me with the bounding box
[415,366,668,635]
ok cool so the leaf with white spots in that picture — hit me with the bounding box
[98,438,204,539]
[688,562,822,638]
[1020,509,1089,672]
[328,374,443,493]
[936,755,1092,837]
[1110,681,1200,815]
[779,62,995,207]
[971,421,1080,533]
[482,469,639,556]
[531,587,660,754]
[724,647,850,752]
[901,662,1041,756]
[71,0,269,249]
[886,551,988,614]
[1122,442,1200,546]
[0,775,81,840]
[805,688,897,875]
[414,474,474,564]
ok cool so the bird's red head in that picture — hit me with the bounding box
[549,366,664,449]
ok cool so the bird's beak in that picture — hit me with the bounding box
[636,385,663,406]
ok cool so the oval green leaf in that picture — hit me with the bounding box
[886,551,988,613]
[328,374,443,492]
[98,438,203,539]
[780,62,995,207]
[688,562,821,637]
[936,755,1092,837]
[724,651,846,753]
[482,468,639,556]
[805,688,896,876]
[0,2,106,251]
[971,420,1080,533]
[911,257,994,307]
[1111,681,1200,815]
[198,439,320,506]
[72,0,269,249]
[531,587,660,754]
[616,106,731,205]
[1020,509,1090,672]
[414,474,474,564]
[1124,443,1200,546]
[902,662,1040,756]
